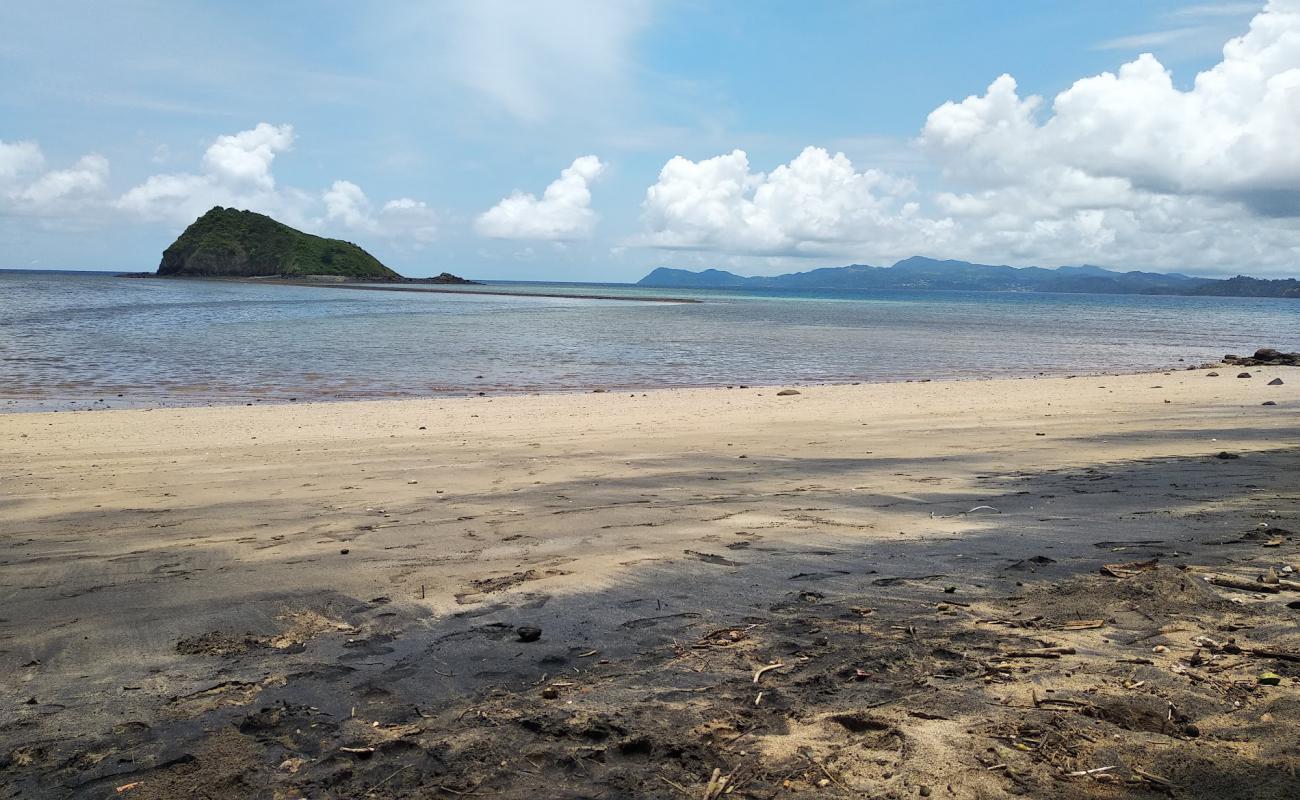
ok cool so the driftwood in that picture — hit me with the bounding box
[1206,575,1279,593]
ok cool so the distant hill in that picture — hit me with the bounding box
[638,257,1300,298]
[159,207,401,280]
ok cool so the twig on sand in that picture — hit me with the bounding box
[931,505,1000,518]
[753,663,785,684]
[658,775,691,796]
[369,765,411,793]
[702,767,727,800]
[1004,646,1075,659]
[1132,766,1174,787]
[1067,766,1116,777]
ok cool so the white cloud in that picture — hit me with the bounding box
[324,180,437,243]
[927,1,1300,213]
[634,1,1300,275]
[323,179,372,230]
[475,155,604,240]
[115,123,294,223]
[201,122,293,190]
[115,123,437,244]
[0,140,44,183]
[0,140,109,218]
[635,146,941,257]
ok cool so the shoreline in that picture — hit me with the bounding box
[0,363,1223,415]
[2,369,1298,798]
[121,274,703,303]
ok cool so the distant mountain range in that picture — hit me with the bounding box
[638,257,1300,298]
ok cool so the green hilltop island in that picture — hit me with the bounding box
[151,206,476,284]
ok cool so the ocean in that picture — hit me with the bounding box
[2,270,1297,412]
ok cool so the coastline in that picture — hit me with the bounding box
[0,364,1224,415]
[2,370,1298,797]
[122,274,703,303]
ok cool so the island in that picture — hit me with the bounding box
[639,256,1300,298]
[151,206,478,284]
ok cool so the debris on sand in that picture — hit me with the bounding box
[1100,558,1158,578]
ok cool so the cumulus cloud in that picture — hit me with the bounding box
[475,155,604,240]
[0,140,110,218]
[635,1,1300,275]
[925,0,1300,213]
[114,123,437,244]
[201,123,294,191]
[324,180,437,242]
[115,123,294,223]
[635,147,942,257]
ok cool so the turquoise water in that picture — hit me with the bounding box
[1,270,1297,412]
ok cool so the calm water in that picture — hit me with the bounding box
[2,270,1297,412]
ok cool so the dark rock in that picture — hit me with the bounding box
[776,389,801,396]
[1206,372,1220,377]
[1263,401,1277,406]
[1215,452,1240,460]
[1268,378,1284,385]
[517,626,542,642]
[1238,372,1252,378]
[1223,348,1300,367]
[340,548,350,555]
[540,686,559,699]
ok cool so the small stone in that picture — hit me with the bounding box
[1183,723,1200,738]
[591,388,608,393]
[540,686,560,699]
[1237,372,1252,378]
[517,626,542,642]
[1258,672,1282,686]
[776,389,801,396]
[418,426,427,430]
[816,778,831,788]
[943,586,957,594]
[1215,451,1240,460]
[1263,401,1277,406]
[919,787,932,797]
[1206,371,1219,377]
[339,548,350,555]
[1268,377,1284,385]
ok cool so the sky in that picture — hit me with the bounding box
[2,0,1298,281]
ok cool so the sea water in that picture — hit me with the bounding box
[2,270,1297,412]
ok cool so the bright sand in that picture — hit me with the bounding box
[2,369,1298,797]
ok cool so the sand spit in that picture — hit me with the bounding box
[1,370,1298,798]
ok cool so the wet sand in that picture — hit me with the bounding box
[1,370,1298,798]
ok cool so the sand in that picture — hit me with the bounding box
[1,369,1298,798]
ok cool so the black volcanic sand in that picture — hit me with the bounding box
[4,453,1300,799]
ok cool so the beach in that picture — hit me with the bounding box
[2,369,1298,798]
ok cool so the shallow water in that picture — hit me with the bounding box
[2,270,1296,411]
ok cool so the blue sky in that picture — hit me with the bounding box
[2,1,1297,280]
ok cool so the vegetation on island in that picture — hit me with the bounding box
[158,207,401,280]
